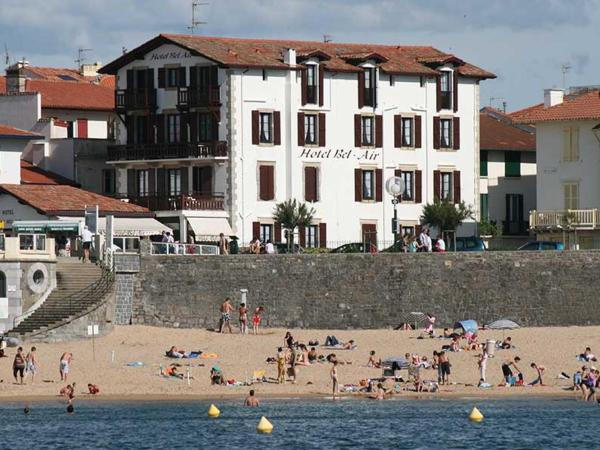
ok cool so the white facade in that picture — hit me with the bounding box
[108,39,490,246]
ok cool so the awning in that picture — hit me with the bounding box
[97,218,172,237]
[11,220,80,233]
[187,217,232,240]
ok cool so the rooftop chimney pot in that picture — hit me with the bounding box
[544,88,564,108]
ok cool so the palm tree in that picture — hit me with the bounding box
[272,199,315,250]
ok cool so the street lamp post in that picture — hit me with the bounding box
[385,176,405,245]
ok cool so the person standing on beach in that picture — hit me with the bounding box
[245,389,260,406]
[13,347,26,384]
[238,302,248,335]
[60,352,73,382]
[438,351,451,385]
[478,346,488,384]
[252,306,264,335]
[25,347,38,384]
[218,298,234,333]
[277,347,286,384]
[331,360,339,399]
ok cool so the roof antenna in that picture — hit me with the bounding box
[75,47,93,68]
[323,34,333,43]
[561,63,571,90]
[188,1,209,34]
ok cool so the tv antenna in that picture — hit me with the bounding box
[4,43,10,66]
[188,1,209,34]
[75,47,93,67]
[561,63,571,89]
[323,34,333,43]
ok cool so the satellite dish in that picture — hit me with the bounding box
[385,176,405,197]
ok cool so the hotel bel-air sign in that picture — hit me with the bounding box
[299,148,380,161]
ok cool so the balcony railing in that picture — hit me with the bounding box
[107,141,228,161]
[115,89,157,111]
[530,209,600,230]
[177,86,221,109]
[116,192,225,211]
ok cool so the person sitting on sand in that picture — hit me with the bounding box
[449,336,460,352]
[371,383,392,400]
[443,328,451,338]
[465,333,480,351]
[164,365,183,379]
[529,362,545,386]
[501,337,513,349]
[307,347,318,364]
[88,384,100,395]
[296,344,311,365]
[578,347,597,362]
[367,350,382,368]
[245,389,260,407]
[210,366,225,385]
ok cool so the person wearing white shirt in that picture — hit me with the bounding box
[265,240,275,254]
[81,225,94,263]
[436,236,446,252]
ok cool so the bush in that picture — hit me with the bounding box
[478,220,502,237]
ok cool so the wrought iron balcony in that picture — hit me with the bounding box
[107,141,228,162]
[115,89,157,111]
[177,86,221,109]
[116,192,225,211]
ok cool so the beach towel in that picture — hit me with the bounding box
[126,362,145,367]
[201,353,219,359]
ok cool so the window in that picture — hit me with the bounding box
[305,114,317,145]
[440,71,452,109]
[306,65,317,104]
[400,171,414,201]
[440,119,452,148]
[563,183,579,209]
[305,225,319,248]
[167,67,179,88]
[135,115,148,144]
[259,112,273,143]
[193,166,212,193]
[480,193,489,222]
[563,127,580,162]
[167,114,181,143]
[0,271,5,297]
[480,150,488,177]
[363,68,376,107]
[362,170,375,200]
[260,224,273,242]
[112,237,140,253]
[167,169,181,196]
[19,234,45,251]
[137,169,149,197]
[198,113,215,142]
[361,116,374,147]
[505,194,524,234]
[401,118,413,147]
[401,226,414,237]
[505,152,521,177]
[102,169,116,195]
[441,172,453,201]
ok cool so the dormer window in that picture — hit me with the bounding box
[363,67,376,107]
[440,71,452,110]
[306,65,317,104]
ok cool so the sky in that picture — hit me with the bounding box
[1,0,599,111]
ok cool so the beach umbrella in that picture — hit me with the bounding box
[382,356,410,370]
[486,319,520,330]
[453,320,478,335]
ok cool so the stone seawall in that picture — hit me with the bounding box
[122,251,600,329]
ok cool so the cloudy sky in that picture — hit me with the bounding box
[1,0,598,110]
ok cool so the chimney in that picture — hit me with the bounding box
[283,48,296,67]
[5,58,28,94]
[544,88,564,108]
[80,61,102,77]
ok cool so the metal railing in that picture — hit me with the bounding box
[115,89,157,110]
[530,209,600,230]
[151,242,219,255]
[115,192,225,211]
[177,86,221,108]
[107,141,228,161]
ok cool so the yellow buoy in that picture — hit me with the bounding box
[257,416,274,434]
[469,406,484,422]
[208,404,220,418]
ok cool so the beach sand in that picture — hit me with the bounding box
[0,325,598,402]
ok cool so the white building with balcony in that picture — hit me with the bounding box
[99,34,495,246]
[513,87,600,248]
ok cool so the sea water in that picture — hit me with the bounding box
[1,398,598,449]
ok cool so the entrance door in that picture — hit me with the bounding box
[361,223,377,253]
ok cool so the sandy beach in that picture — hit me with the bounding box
[0,325,598,402]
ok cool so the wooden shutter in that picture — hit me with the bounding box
[158,68,165,88]
[299,226,306,247]
[156,114,165,143]
[394,115,402,148]
[297,112,305,146]
[453,170,461,203]
[189,112,198,143]
[127,169,136,195]
[259,166,267,200]
[354,168,362,201]
[305,166,317,202]
[259,165,274,200]
[436,76,442,112]
[318,113,326,147]
[148,169,156,195]
[453,117,460,150]
[375,168,383,202]
[357,71,365,108]
[415,170,422,203]
[210,66,218,87]
[178,67,186,87]
[453,72,458,112]
[146,68,154,88]
[375,115,383,148]
[319,223,327,248]
[415,116,422,148]
[189,66,197,87]
[274,222,282,242]
[180,167,189,195]
[318,65,324,106]
[433,170,441,201]
[273,111,281,145]
[354,114,361,147]
[77,119,88,139]
[433,117,441,149]
[126,69,134,89]
[252,222,260,240]
[251,110,259,145]
[157,168,166,194]
[301,67,308,105]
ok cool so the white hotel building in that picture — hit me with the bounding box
[99,34,494,247]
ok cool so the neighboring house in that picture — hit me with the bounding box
[512,87,600,248]
[99,34,494,245]
[0,60,117,194]
[479,107,536,235]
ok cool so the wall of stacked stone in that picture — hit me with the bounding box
[113,254,140,325]
[124,251,600,329]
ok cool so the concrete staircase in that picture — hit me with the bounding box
[9,258,114,337]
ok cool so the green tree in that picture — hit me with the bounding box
[272,199,315,249]
[420,199,474,232]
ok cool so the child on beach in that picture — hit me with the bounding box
[252,306,264,335]
[238,302,248,335]
[529,362,545,386]
[25,347,38,384]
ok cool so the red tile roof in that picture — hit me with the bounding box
[100,34,495,79]
[0,184,152,217]
[0,124,43,138]
[20,160,78,185]
[511,90,600,123]
[480,110,536,152]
